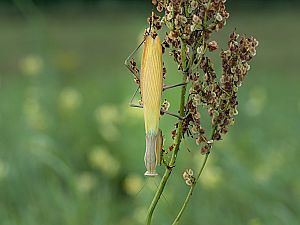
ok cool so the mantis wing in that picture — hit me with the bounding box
[141,35,163,176]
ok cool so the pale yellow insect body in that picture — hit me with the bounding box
[140,34,163,176]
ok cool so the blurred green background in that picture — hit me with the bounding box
[0,1,299,225]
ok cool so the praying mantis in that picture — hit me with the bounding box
[125,13,187,176]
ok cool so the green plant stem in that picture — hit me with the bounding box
[170,3,214,222]
[171,153,210,225]
[146,43,188,225]
[171,124,217,225]
[146,73,188,225]
[145,166,171,225]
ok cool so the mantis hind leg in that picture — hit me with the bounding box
[155,129,163,166]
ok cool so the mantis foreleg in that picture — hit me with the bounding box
[124,39,146,82]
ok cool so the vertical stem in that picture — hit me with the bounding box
[171,124,217,225]
[146,43,188,225]
[146,74,188,225]
[170,1,213,222]
[171,153,210,225]
[146,167,172,225]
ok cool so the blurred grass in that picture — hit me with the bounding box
[0,2,300,225]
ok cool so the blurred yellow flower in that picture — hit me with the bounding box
[23,97,48,130]
[123,174,144,196]
[195,154,222,189]
[76,172,97,193]
[19,54,43,77]
[95,104,119,124]
[88,146,120,177]
[94,105,120,142]
[200,166,222,189]
[254,147,285,182]
[59,87,82,111]
[245,86,267,116]
[248,218,264,225]
[98,125,119,142]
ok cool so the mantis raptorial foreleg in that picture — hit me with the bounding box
[124,39,145,82]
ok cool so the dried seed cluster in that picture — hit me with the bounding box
[161,99,171,112]
[149,1,258,155]
[183,169,195,186]
[151,0,229,71]
[187,33,258,154]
